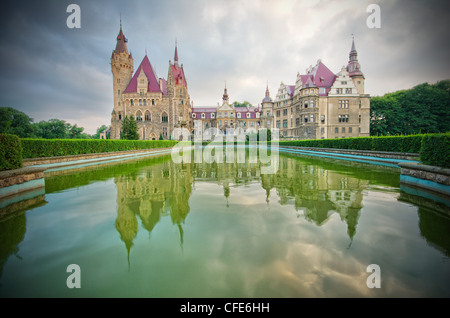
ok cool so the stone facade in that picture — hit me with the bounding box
[110,24,192,140]
[269,37,370,139]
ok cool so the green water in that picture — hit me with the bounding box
[0,152,449,297]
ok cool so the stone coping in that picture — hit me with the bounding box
[0,167,47,181]
[398,162,450,176]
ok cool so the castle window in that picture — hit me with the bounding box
[359,115,361,123]
[201,113,205,119]
[237,113,241,118]
[246,112,251,118]
[256,112,260,118]
[321,115,325,123]
[304,101,308,108]
[296,117,300,125]
[144,99,147,106]
[192,113,196,118]
[335,127,339,133]
[118,89,120,95]
[152,99,155,105]
[342,127,345,133]
[276,120,280,128]
[276,110,280,117]
[346,88,352,94]
[136,111,142,121]
[211,113,215,119]
[145,111,151,121]
[140,79,145,84]
[118,112,122,120]
[304,116,308,123]
[283,109,288,115]
[310,100,315,108]
[139,99,143,106]
[341,81,347,85]
[321,127,325,134]
[130,100,134,106]
[349,127,353,133]
[310,114,314,122]
[162,112,168,123]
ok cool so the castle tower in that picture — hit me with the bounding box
[111,20,133,139]
[346,36,365,94]
[261,83,274,129]
[222,82,229,105]
[167,40,191,133]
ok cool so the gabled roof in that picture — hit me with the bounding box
[171,64,187,86]
[124,55,162,93]
[305,62,336,88]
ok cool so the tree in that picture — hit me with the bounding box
[0,107,35,138]
[93,125,108,139]
[121,115,139,140]
[67,124,85,139]
[34,119,70,139]
[232,101,253,108]
[159,134,164,140]
[370,80,450,136]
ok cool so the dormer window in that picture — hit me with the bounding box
[192,113,196,118]
[211,113,215,119]
[201,113,205,119]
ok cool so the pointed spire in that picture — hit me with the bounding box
[223,81,229,104]
[174,38,179,63]
[265,81,270,97]
[346,35,363,77]
[114,17,128,54]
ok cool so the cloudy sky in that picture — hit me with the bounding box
[0,0,449,134]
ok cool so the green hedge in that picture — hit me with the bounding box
[419,133,450,168]
[0,134,23,171]
[21,139,179,159]
[278,134,424,153]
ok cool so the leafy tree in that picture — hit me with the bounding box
[93,125,108,139]
[232,101,253,108]
[0,107,35,138]
[370,80,450,135]
[67,124,85,139]
[121,115,139,140]
[159,133,164,140]
[34,119,70,139]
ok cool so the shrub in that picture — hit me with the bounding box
[20,138,179,159]
[419,133,450,168]
[0,134,23,171]
[278,134,425,153]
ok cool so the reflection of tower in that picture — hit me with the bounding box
[115,201,138,268]
[114,156,193,265]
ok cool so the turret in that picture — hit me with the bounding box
[346,36,365,94]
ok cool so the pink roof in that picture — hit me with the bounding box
[310,62,336,87]
[286,85,295,97]
[124,55,162,93]
[171,64,187,86]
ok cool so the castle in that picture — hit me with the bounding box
[110,22,370,140]
[110,22,192,140]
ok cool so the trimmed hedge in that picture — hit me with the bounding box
[0,134,23,171]
[20,139,179,159]
[278,134,424,153]
[419,133,450,168]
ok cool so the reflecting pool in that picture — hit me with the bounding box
[0,151,449,297]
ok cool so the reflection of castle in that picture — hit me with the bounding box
[114,160,193,263]
[259,156,367,243]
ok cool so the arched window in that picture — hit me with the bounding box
[145,111,151,121]
[136,110,143,121]
[139,99,143,106]
[130,99,134,106]
[162,112,168,123]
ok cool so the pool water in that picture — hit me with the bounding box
[0,151,449,297]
